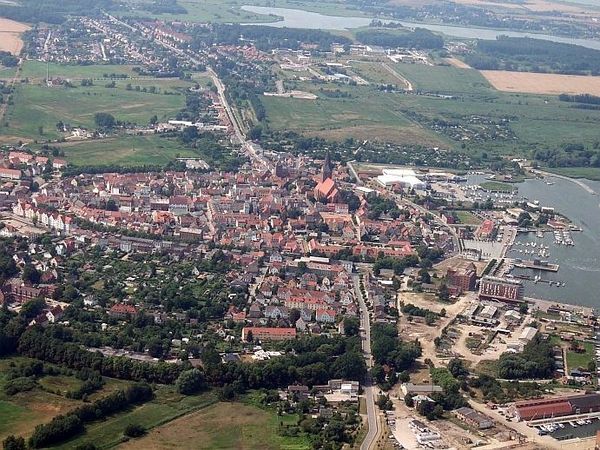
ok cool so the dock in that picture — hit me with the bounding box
[514,259,559,272]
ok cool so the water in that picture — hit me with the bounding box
[241,5,600,50]
[465,174,600,308]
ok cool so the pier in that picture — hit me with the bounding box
[514,259,559,272]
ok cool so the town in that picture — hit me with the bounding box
[1,1,600,450]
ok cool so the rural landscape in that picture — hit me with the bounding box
[1,0,600,449]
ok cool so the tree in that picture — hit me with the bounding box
[248,125,262,141]
[447,358,469,378]
[289,308,301,324]
[3,435,26,450]
[175,368,205,395]
[331,351,367,381]
[94,112,116,129]
[123,423,145,438]
[342,317,360,337]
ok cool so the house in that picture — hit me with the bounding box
[400,383,443,396]
[242,327,297,341]
[454,407,495,429]
[108,303,138,319]
[315,309,336,323]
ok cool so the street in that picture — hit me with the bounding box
[353,274,379,450]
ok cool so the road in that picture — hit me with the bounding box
[381,62,413,91]
[353,274,378,450]
[393,192,461,253]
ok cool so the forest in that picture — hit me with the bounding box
[355,28,444,50]
[464,37,600,75]
[0,0,114,24]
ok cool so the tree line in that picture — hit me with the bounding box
[355,28,444,49]
[465,37,600,75]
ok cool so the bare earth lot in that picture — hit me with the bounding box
[481,70,600,95]
[0,18,30,55]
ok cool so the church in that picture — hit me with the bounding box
[314,151,340,203]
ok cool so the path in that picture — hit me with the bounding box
[381,62,413,91]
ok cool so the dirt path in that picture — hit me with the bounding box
[381,62,413,91]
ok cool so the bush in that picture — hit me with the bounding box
[176,368,205,395]
[123,424,146,438]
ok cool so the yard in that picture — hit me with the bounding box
[566,341,595,371]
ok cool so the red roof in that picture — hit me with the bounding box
[516,401,572,420]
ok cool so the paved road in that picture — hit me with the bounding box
[353,274,378,450]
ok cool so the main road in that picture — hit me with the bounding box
[353,274,378,450]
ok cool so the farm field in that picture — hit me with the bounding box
[0,17,29,55]
[118,400,310,450]
[42,135,198,167]
[480,70,600,96]
[55,388,218,450]
[3,80,189,139]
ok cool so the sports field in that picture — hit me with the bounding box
[118,401,310,450]
[480,70,600,96]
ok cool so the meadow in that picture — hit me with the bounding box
[55,388,218,449]
[40,135,198,167]
[117,0,368,23]
[20,62,141,80]
[263,62,600,157]
[3,80,188,139]
[118,399,310,450]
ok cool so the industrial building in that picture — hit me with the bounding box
[511,393,600,422]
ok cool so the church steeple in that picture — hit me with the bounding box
[322,150,333,182]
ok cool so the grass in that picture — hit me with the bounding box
[393,63,492,95]
[264,61,600,155]
[38,135,198,167]
[566,341,595,371]
[262,82,448,146]
[0,357,84,442]
[451,210,482,225]
[20,62,141,80]
[117,0,369,23]
[545,167,600,181]
[54,388,218,450]
[118,400,310,450]
[2,80,189,139]
[479,181,516,192]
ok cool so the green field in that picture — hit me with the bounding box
[2,80,188,139]
[479,181,516,192]
[545,167,600,181]
[117,0,368,23]
[451,210,482,225]
[0,358,84,442]
[55,388,218,450]
[393,63,492,95]
[20,62,141,80]
[566,341,595,371]
[42,135,198,166]
[264,62,600,155]
[118,399,310,450]
[262,83,448,146]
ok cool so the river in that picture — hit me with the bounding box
[241,5,600,51]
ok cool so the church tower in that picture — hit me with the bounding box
[321,151,333,182]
